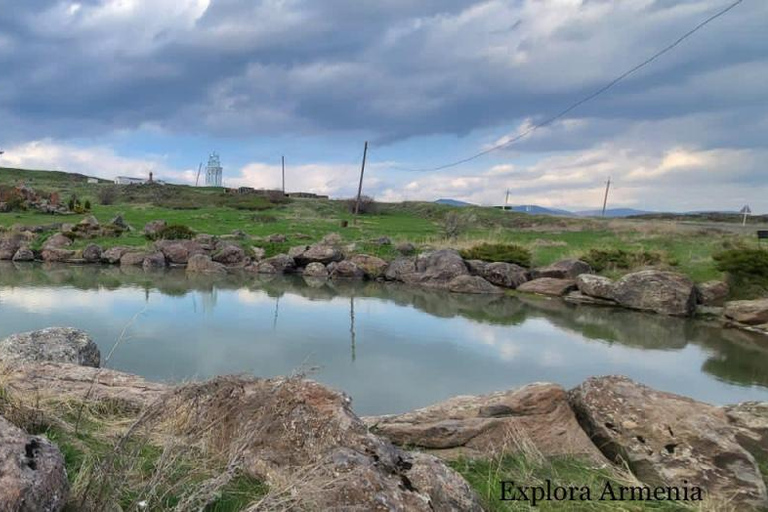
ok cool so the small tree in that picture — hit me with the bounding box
[97,186,118,205]
[347,195,378,215]
[84,200,92,211]
[441,211,473,239]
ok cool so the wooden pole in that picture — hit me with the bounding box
[354,141,368,218]
[601,177,611,217]
[281,156,285,194]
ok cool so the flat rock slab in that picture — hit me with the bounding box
[2,362,167,412]
[0,416,68,512]
[365,383,606,463]
[517,277,577,297]
[569,375,767,508]
[611,270,696,316]
[723,402,768,461]
[0,327,100,367]
[725,299,768,326]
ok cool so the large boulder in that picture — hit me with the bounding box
[12,247,34,262]
[415,249,469,283]
[119,251,148,266]
[447,275,503,294]
[366,383,605,463]
[569,376,767,508]
[0,236,22,260]
[328,260,364,279]
[611,270,697,316]
[212,244,246,266]
[143,220,166,239]
[696,281,730,306]
[255,254,296,274]
[294,244,344,266]
[101,246,130,264]
[349,254,388,279]
[41,248,76,263]
[142,251,166,270]
[723,402,768,461]
[303,262,328,278]
[576,274,615,300]
[481,262,529,289]
[155,240,204,265]
[517,277,577,296]
[396,242,416,255]
[81,243,103,263]
[42,233,72,250]
[0,416,68,512]
[0,327,100,367]
[533,259,592,279]
[186,254,226,274]
[145,377,482,511]
[724,299,768,326]
[384,257,417,282]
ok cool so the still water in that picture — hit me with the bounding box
[1,262,767,415]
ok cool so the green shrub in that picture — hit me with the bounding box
[714,248,768,297]
[460,243,532,267]
[581,248,663,272]
[153,224,195,240]
[84,200,91,210]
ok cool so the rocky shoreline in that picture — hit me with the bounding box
[1,327,768,510]
[1,217,767,337]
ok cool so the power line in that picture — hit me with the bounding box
[383,0,744,173]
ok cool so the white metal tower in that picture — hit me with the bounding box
[205,152,223,187]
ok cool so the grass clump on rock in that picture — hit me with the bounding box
[581,248,664,273]
[460,243,532,267]
[153,224,195,241]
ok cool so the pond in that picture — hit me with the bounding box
[1,261,767,416]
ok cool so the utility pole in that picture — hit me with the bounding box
[601,177,612,217]
[195,162,202,187]
[504,189,510,210]
[281,156,285,194]
[354,141,368,218]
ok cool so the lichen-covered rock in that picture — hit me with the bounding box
[611,270,696,316]
[266,233,287,243]
[42,233,72,250]
[415,249,469,283]
[255,254,295,274]
[366,383,605,463]
[724,299,768,326]
[482,262,529,289]
[517,277,577,296]
[186,254,227,274]
[303,262,328,278]
[396,242,416,255]
[120,251,148,266]
[212,244,245,265]
[294,244,344,266]
[576,274,615,300]
[569,376,767,508]
[101,246,130,264]
[447,275,503,294]
[143,220,167,238]
[723,402,768,461]
[12,247,34,262]
[384,257,417,282]
[0,416,68,512]
[349,254,388,279]
[81,243,102,263]
[0,236,22,260]
[696,281,730,306]
[142,251,166,270]
[0,327,100,367]
[328,260,364,279]
[41,248,76,263]
[533,259,592,279]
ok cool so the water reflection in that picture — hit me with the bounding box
[1,262,768,414]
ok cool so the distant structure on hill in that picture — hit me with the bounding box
[435,198,474,207]
[287,192,329,199]
[205,152,223,187]
[114,174,166,185]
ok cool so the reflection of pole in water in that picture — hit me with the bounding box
[273,296,280,330]
[350,296,356,362]
[200,288,218,315]
[144,288,149,303]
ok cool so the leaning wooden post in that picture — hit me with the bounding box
[353,141,368,221]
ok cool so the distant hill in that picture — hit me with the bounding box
[435,198,474,207]
[574,208,650,218]
[505,205,573,216]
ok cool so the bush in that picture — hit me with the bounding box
[460,243,532,267]
[581,248,664,272]
[712,248,768,296]
[154,224,195,240]
[97,186,118,205]
[84,200,91,211]
[346,195,378,215]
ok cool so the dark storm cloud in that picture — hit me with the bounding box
[0,0,766,150]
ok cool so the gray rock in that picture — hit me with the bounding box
[0,236,22,260]
[0,416,68,512]
[251,247,266,261]
[120,251,148,266]
[564,291,617,306]
[295,244,344,266]
[329,260,364,279]
[303,262,328,278]
[696,281,730,306]
[110,214,129,229]
[186,254,227,274]
[576,274,615,300]
[384,257,417,282]
[723,402,768,462]
[372,236,391,246]
[143,220,167,238]
[611,270,697,316]
[142,251,166,270]
[101,246,130,264]
[517,277,577,296]
[255,254,296,274]
[533,259,592,279]
[415,249,469,282]
[0,327,100,367]
[724,299,768,326]
[12,247,34,262]
[43,233,72,250]
[321,232,343,246]
[482,262,529,289]
[212,244,246,265]
[569,376,767,508]
[266,233,287,243]
[287,245,309,259]
[396,242,416,255]
[464,259,487,276]
[82,243,103,263]
[447,275,503,294]
[41,248,76,263]
[349,254,388,279]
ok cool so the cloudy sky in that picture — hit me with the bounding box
[0,0,765,212]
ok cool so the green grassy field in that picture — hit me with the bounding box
[1,166,765,285]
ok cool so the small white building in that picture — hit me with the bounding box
[87,177,99,184]
[114,176,166,186]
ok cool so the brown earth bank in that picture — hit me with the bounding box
[2,219,767,338]
[1,327,768,510]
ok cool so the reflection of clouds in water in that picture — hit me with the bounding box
[234,289,272,305]
[469,325,522,362]
[0,287,141,314]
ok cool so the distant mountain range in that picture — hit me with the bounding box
[433,199,650,217]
